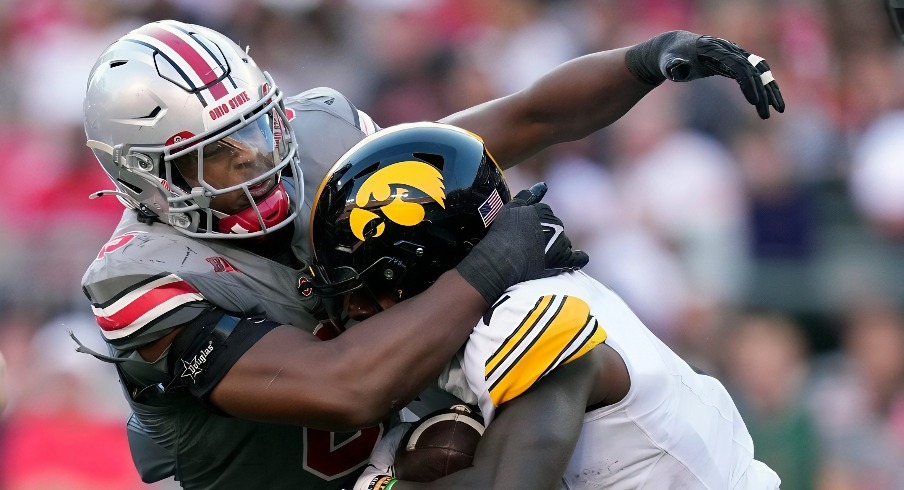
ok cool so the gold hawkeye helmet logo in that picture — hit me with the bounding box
[350,161,445,241]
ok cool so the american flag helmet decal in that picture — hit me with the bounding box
[479,189,504,227]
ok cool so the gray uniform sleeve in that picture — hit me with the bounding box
[82,229,216,350]
[127,412,176,483]
[283,87,381,260]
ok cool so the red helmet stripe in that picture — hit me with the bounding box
[137,24,229,101]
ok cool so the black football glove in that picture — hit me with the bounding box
[625,30,785,119]
[456,182,590,305]
[511,183,589,275]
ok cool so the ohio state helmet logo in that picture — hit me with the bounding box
[350,161,445,241]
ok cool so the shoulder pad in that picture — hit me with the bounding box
[470,286,607,411]
[83,228,221,349]
[285,87,379,135]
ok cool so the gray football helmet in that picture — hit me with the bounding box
[84,20,301,238]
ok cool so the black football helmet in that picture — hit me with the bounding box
[309,122,510,327]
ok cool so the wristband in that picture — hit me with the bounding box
[625,30,701,85]
[624,36,670,86]
[368,475,398,490]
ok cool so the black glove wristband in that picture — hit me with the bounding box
[625,30,702,85]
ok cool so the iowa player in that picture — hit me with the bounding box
[79,19,782,489]
[305,123,781,489]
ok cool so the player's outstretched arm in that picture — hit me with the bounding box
[442,31,783,169]
[205,198,587,431]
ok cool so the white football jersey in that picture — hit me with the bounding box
[439,271,780,489]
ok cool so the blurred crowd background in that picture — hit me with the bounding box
[0,0,903,488]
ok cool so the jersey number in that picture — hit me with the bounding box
[302,425,383,480]
[96,232,144,260]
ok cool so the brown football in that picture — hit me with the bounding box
[394,404,485,482]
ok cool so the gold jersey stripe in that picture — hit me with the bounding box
[487,295,570,402]
[484,295,556,378]
[488,295,603,407]
[534,316,608,382]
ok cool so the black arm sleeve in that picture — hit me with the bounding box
[166,308,280,406]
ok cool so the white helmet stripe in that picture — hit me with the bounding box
[161,21,238,91]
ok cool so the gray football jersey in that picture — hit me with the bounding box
[80,88,386,490]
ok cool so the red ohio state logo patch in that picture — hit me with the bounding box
[166,131,196,146]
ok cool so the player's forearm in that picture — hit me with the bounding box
[511,47,654,147]
[444,47,653,169]
[334,270,486,424]
[210,271,485,431]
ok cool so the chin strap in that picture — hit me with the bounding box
[88,189,158,224]
[88,189,127,200]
